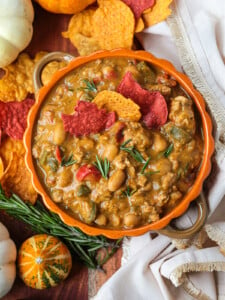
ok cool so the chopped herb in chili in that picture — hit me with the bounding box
[94,155,110,179]
[120,139,145,163]
[61,154,77,167]
[164,143,174,157]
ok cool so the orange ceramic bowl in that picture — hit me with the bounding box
[24,49,214,239]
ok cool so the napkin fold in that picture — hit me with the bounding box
[92,0,225,299]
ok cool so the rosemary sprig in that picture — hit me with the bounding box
[164,143,174,157]
[140,157,151,174]
[94,155,110,179]
[0,186,121,269]
[80,79,97,93]
[122,186,136,198]
[61,154,77,167]
[120,139,145,163]
[144,170,160,176]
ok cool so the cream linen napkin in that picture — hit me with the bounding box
[92,0,225,299]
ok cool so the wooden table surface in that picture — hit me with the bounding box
[0,3,122,299]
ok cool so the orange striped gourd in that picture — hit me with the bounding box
[18,234,72,289]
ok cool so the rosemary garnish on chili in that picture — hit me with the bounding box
[80,79,97,93]
[94,155,110,179]
[61,154,77,167]
[122,186,137,197]
[164,143,174,157]
[120,139,146,163]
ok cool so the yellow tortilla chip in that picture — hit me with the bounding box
[0,52,46,102]
[62,9,96,39]
[143,0,173,27]
[93,90,141,121]
[68,33,101,56]
[0,138,37,204]
[92,0,135,50]
[135,17,145,33]
[62,9,100,56]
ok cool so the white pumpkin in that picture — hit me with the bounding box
[0,0,34,67]
[0,222,17,298]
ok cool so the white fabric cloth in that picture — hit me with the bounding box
[92,0,225,299]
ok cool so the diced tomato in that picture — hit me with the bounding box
[102,66,117,80]
[105,70,117,80]
[55,146,62,163]
[76,165,101,182]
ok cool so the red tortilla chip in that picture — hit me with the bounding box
[0,98,35,141]
[121,0,155,20]
[62,101,116,137]
[117,72,168,128]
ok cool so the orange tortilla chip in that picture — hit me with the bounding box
[92,0,135,50]
[0,52,46,102]
[0,138,37,204]
[143,0,173,27]
[93,90,141,121]
[135,17,145,33]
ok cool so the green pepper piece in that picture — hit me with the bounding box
[77,185,91,197]
[39,150,48,165]
[136,61,156,84]
[47,157,58,172]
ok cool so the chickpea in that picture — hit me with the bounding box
[124,213,140,228]
[103,144,118,161]
[53,121,66,145]
[124,65,139,78]
[149,158,171,175]
[52,189,63,203]
[152,134,168,152]
[110,214,120,227]
[95,214,107,226]
[57,168,73,188]
[108,170,126,192]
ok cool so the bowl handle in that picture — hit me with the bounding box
[33,51,75,94]
[157,193,207,239]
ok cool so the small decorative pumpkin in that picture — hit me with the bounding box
[0,222,17,298]
[0,0,34,67]
[18,234,72,289]
[35,0,96,14]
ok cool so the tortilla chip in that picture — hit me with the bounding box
[62,101,116,137]
[92,0,135,50]
[69,33,101,56]
[0,138,37,204]
[62,9,96,39]
[62,9,101,56]
[0,52,46,102]
[0,98,34,140]
[41,60,68,86]
[117,72,168,128]
[135,17,145,33]
[121,0,155,20]
[143,0,173,27]
[93,90,141,121]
